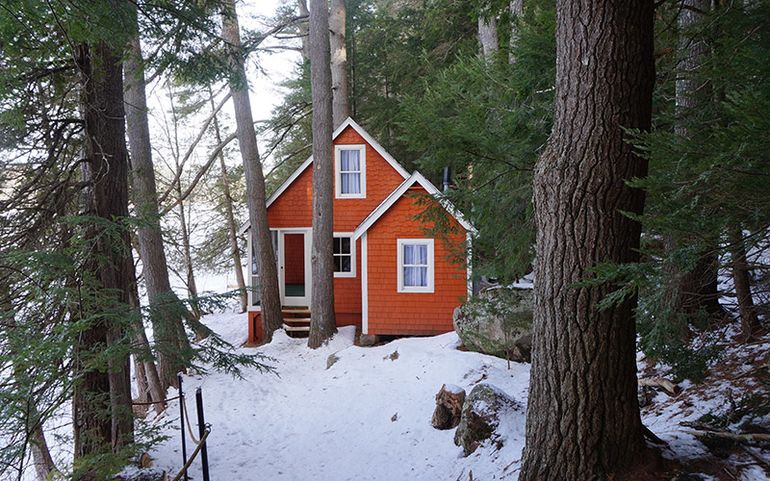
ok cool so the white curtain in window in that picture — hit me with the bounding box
[403,244,428,287]
[340,150,361,194]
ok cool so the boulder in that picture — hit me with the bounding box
[431,384,466,429]
[454,383,521,456]
[359,333,379,347]
[453,286,533,362]
[113,468,166,481]
[326,353,340,369]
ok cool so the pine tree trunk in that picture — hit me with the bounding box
[208,87,248,313]
[478,2,499,58]
[330,0,350,127]
[128,261,166,415]
[29,410,58,481]
[221,0,284,341]
[308,0,338,348]
[730,227,761,341]
[176,193,201,321]
[508,0,523,64]
[74,40,135,470]
[663,0,726,331]
[124,11,194,390]
[519,1,655,479]
[298,0,310,62]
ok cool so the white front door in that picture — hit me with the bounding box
[278,229,312,307]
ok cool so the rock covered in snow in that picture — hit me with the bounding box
[453,286,533,362]
[113,467,166,481]
[454,383,521,456]
[431,384,466,430]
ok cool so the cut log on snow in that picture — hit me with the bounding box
[687,429,770,444]
[638,376,681,396]
[431,384,466,430]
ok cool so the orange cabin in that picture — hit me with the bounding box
[240,118,473,344]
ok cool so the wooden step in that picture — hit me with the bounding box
[282,309,311,319]
[282,323,310,332]
[283,317,311,328]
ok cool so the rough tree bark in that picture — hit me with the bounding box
[477,2,499,58]
[74,40,135,470]
[330,0,349,127]
[124,11,195,390]
[729,227,761,341]
[307,0,338,348]
[663,0,725,332]
[519,1,655,480]
[207,87,247,313]
[221,0,284,341]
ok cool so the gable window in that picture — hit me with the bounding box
[333,234,356,277]
[397,239,435,293]
[335,145,366,198]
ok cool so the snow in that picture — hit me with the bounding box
[150,312,531,481]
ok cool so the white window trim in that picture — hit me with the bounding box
[397,238,435,293]
[335,144,366,199]
[333,232,356,278]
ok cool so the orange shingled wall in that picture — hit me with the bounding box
[267,126,406,232]
[262,125,406,331]
[365,187,467,336]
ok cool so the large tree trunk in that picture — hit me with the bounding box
[477,6,499,58]
[330,0,349,127]
[74,40,135,472]
[221,0,284,341]
[124,11,194,391]
[730,227,761,341]
[307,0,338,348]
[519,1,655,480]
[207,87,248,313]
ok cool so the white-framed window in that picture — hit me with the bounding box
[397,239,435,293]
[335,144,366,199]
[333,233,356,278]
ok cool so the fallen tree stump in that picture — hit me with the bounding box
[687,429,770,445]
[431,384,466,430]
[638,376,680,396]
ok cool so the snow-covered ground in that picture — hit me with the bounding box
[145,312,769,481]
[150,313,530,480]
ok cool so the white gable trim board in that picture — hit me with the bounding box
[352,171,474,240]
[361,231,369,335]
[238,117,410,235]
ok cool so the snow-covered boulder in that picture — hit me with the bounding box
[453,286,533,362]
[114,467,166,481]
[453,383,522,456]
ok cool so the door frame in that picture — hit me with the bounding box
[275,228,312,307]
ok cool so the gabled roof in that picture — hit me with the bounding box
[352,171,474,240]
[239,117,410,235]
